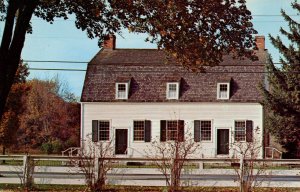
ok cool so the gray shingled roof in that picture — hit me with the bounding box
[81,49,268,102]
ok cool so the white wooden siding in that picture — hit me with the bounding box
[81,102,263,158]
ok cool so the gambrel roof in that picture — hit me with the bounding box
[81,39,268,103]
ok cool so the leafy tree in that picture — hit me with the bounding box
[0,0,257,121]
[262,2,300,158]
[15,78,80,153]
[113,0,257,69]
[0,61,30,154]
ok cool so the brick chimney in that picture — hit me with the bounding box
[103,34,116,49]
[255,36,265,50]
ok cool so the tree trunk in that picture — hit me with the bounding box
[0,52,11,122]
[0,146,5,164]
[0,0,38,121]
[2,146,4,155]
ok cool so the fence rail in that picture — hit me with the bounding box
[1,155,300,187]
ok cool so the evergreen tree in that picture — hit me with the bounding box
[262,2,300,158]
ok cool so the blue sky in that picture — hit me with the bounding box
[0,0,296,97]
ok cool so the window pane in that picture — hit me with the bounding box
[169,84,177,91]
[167,121,178,140]
[168,90,177,98]
[134,121,145,141]
[235,121,246,141]
[168,83,178,99]
[118,84,126,91]
[200,121,211,141]
[219,84,228,99]
[99,121,110,141]
[117,84,127,99]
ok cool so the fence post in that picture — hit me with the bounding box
[95,157,99,180]
[239,157,244,192]
[23,155,33,188]
[199,154,204,170]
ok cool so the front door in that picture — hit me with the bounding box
[217,129,229,155]
[115,129,128,155]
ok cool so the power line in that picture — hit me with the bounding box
[252,15,299,17]
[24,60,88,63]
[27,68,300,74]
[23,60,285,65]
[29,15,300,22]
[29,68,86,71]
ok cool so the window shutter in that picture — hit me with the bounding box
[144,120,151,142]
[178,120,185,142]
[92,120,99,142]
[194,120,201,142]
[160,120,166,142]
[246,120,253,142]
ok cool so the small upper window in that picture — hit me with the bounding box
[167,83,179,99]
[217,83,230,100]
[116,83,129,99]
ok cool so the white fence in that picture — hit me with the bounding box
[0,155,300,187]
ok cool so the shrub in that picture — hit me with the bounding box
[41,142,53,154]
[52,140,62,154]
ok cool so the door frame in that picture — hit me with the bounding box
[114,128,129,156]
[215,127,231,156]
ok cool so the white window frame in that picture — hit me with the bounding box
[165,120,181,141]
[115,82,129,99]
[166,82,179,100]
[217,83,230,100]
[133,120,145,142]
[98,120,111,141]
[234,120,246,142]
[200,120,213,142]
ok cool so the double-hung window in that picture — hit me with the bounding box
[234,120,254,142]
[116,83,129,99]
[217,83,230,100]
[92,120,110,142]
[194,120,212,142]
[133,120,151,142]
[160,120,184,141]
[234,120,246,141]
[166,82,179,99]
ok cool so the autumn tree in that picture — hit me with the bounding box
[113,0,257,70]
[0,0,257,121]
[262,2,300,158]
[15,77,80,153]
[0,61,29,155]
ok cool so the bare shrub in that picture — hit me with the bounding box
[145,127,200,192]
[231,127,268,192]
[71,138,114,192]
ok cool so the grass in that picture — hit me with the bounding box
[0,160,70,167]
[203,163,294,170]
[0,184,299,192]
[0,160,298,170]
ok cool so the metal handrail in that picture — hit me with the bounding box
[61,147,82,156]
[265,147,283,159]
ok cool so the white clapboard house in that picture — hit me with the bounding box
[80,35,268,158]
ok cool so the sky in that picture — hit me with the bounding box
[0,0,297,98]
